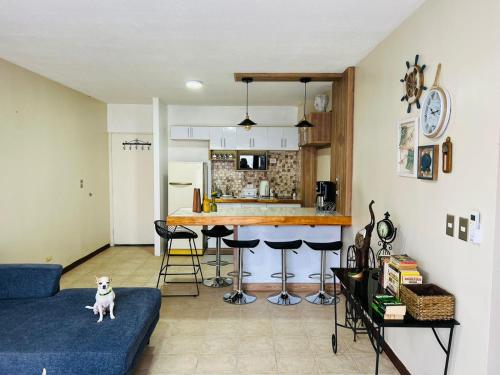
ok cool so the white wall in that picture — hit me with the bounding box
[153,98,168,256]
[107,104,152,133]
[0,58,109,267]
[351,0,500,374]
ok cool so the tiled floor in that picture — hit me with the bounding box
[61,246,398,375]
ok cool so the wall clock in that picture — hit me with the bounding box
[400,54,427,113]
[420,63,451,138]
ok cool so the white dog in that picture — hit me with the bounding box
[85,276,116,323]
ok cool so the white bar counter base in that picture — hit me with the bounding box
[166,206,351,284]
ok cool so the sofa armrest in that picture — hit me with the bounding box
[0,264,63,299]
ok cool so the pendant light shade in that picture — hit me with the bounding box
[295,77,314,128]
[239,77,256,130]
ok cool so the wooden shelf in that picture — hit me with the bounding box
[299,112,332,148]
[234,73,343,82]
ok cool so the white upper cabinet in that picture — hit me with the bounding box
[170,126,210,140]
[266,127,299,150]
[210,127,237,150]
[236,127,267,150]
[171,126,298,150]
[282,127,299,150]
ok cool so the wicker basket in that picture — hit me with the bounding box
[400,284,455,321]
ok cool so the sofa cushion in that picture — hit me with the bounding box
[0,287,161,375]
[0,264,62,299]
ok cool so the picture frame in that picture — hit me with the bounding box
[397,117,419,177]
[417,144,439,180]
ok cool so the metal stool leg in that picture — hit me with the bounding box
[203,237,232,288]
[224,248,256,304]
[193,240,204,283]
[188,238,200,297]
[306,251,338,305]
[267,249,301,305]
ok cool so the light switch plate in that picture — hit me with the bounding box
[446,214,455,237]
[459,217,469,241]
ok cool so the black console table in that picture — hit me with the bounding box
[331,268,460,375]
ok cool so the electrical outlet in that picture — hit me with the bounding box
[446,214,454,236]
[45,256,53,263]
[458,217,468,241]
[80,179,84,188]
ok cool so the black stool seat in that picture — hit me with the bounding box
[304,240,342,251]
[223,239,260,248]
[154,221,198,240]
[264,240,302,250]
[202,225,233,238]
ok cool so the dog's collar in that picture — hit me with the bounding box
[98,287,113,296]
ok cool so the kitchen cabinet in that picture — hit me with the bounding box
[266,127,299,151]
[236,127,267,150]
[209,127,237,150]
[170,126,210,140]
[299,112,331,147]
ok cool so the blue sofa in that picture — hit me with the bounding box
[0,264,161,375]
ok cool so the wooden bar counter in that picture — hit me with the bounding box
[166,206,352,226]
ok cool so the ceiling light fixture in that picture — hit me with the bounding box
[185,80,203,89]
[295,77,314,128]
[238,77,256,131]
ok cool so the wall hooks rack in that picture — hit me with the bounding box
[122,138,151,151]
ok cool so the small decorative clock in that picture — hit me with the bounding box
[376,212,397,257]
[420,63,451,138]
[400,54,427,113]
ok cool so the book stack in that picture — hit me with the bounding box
[371,294,406,320]
[387,254,422,298]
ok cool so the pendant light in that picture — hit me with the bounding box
[295,77,314,128]
[238,77,257,130]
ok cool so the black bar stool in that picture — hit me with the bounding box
[303,240,343,305]
[201,225,234,288]
[265,240,303,305]
[222,238,260,304]
[154,220,204,297]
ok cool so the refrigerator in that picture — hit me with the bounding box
[167,161,208,254]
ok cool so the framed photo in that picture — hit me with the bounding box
[397,117,419,177]
[417,145,439,180]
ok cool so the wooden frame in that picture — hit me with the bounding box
[397,117,419,178]
[234,73,342,82]
[417,145,439,180]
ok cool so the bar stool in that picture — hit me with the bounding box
[154,220,204,297]
[303,240,343,305]
[201,225,234,288]
[222,238,260,304]
[265,240,303,305]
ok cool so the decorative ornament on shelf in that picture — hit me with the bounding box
[442,136,453,173]
[400,54,427,113]
[376,212,397,258]
[350,200,375,279]
[313,94,329,112]
[420,63,452,138]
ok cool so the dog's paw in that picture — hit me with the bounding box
[97,319,103,323]
[110,315,115,320]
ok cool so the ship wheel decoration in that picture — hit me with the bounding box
[400,54,427,113]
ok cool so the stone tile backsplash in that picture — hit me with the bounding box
[211,151,300,198]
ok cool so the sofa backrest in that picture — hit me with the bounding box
[0,264,62,299]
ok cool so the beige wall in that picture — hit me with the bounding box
[351,0,500,373]
[0,58,109,267]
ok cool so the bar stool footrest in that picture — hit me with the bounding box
[271,272,295,279]
[205,260,232,267]
[308,272,334,280]
[227,271,251,277]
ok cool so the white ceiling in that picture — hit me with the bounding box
[0,0,424,105]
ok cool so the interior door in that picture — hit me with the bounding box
[111,133,154,245]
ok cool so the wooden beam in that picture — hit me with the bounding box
[234,72,343,82]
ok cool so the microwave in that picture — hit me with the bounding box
[237,151,267,171]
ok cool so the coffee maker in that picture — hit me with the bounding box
[316,181,336,211]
